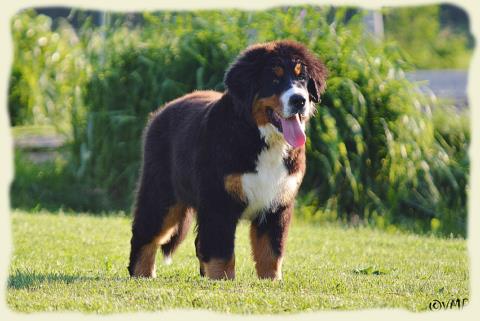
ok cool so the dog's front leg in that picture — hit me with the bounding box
[195,206,239,280]
[250,204,293,280]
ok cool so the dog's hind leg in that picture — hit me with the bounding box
[128,167,188,278]
[160,208,194,265]
[129,201,187,277]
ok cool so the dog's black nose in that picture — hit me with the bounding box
[289,94,306,112]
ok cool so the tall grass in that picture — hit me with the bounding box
[9,7,470,236]
[9,10,90,135]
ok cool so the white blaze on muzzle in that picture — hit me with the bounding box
[277,85,309,148]
[280,85,310,117]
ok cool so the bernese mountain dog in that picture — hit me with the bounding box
[128,40,327,280]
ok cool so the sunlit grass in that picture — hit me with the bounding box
[7,210,468,313]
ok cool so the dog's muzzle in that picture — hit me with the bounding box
[280,86,309,118]
[288,94,306,115]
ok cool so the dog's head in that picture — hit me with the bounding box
[225,40,327,148]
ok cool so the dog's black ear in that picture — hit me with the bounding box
[307,78,320,103]
[306,55,328,104]
[224,45,269,120]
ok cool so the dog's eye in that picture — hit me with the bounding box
[273,66,284,78]
[272,66,284,84]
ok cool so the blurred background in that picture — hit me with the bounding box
[8,4,472,237]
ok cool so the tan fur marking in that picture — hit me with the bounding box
[203,257,235,280]
[133,203,188,277]
[250,225,283,280]
[294,63,302,77]
[224,174,246,202]
[133,242,158,277]
[273,66,284,77]
[252,95,283,126]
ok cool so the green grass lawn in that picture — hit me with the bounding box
[7,210,468,314]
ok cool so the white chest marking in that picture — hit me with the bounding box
[240,125,300,220]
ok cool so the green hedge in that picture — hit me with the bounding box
[9,7,469,236]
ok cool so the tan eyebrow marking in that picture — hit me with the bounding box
[294,63,302,76]
[273,66,284,77]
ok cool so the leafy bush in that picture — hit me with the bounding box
[9,7,469,236]
[73,12,249,209]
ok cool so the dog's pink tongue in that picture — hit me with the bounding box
[280,115,306,148]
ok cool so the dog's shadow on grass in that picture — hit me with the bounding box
[8,271,127,290]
